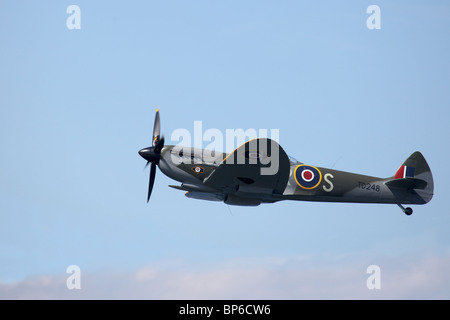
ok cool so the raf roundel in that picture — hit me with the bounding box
[294,165,322,190]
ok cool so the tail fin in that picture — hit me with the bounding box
[385,152,434,204]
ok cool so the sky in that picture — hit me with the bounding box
[0,1,449,299]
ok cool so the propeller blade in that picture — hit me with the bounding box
[153,109,160,144]
[147,162,157,203]
[141,109,163,203]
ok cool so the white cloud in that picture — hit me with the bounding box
[1,252,450,299]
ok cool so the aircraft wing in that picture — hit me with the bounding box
[203,138,290,195]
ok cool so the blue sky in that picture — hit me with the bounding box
[1,1,449,299]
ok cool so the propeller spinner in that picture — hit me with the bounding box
[139,109,164,202]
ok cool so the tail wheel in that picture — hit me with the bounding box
[397,204,413,216]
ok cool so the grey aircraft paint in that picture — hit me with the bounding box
[140,110,433,215]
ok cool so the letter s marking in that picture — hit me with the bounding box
[323,173,334,192]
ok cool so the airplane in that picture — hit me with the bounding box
[139,110,433,215]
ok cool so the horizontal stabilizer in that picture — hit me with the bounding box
[385,177,428,190]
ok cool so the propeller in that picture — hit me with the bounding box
[139,109,165,202]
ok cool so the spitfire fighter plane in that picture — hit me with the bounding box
[139,110,433,215]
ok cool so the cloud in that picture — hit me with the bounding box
[1,253,450,299]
